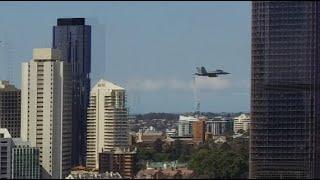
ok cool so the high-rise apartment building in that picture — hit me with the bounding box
[0,81,21,138]
[86,79,129,169]
[99,147,137,179]
[178,115,198,137]
[0,129,13,179]
[52,18,91,166]
[21,48,72,179]
[11,139,40,179]
[251,1,320,178]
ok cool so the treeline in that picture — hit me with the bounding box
[134,112,248,121]
[135,113,179,121]
[136,137,249,179]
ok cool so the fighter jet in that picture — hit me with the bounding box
[195,66,230,77]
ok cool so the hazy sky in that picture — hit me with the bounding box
[0,1,251,113]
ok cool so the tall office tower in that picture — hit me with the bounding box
[21,48,72,179]
[52,18,91,166]
[0,129,13,179]
[86,79,129,169]
[251,1,320,179]
[0,81,21,138]
[11,139,40,179]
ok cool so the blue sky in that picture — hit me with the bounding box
[0,2,251,113]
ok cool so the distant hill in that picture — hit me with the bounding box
[135,113,179,121]
[133,112,249,121]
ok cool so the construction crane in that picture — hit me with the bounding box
[193,66,230,117]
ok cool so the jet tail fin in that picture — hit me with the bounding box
[196,67,202,74]
[201,66,207,74]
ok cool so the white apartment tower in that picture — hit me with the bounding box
[233,113,250,134]
[86,79,129,169]
[21,48,72,179]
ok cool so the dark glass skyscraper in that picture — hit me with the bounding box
[251,1,320,179]
[52,18,91,166]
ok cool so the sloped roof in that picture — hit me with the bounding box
[92,79,125,91]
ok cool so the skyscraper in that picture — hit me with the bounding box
[86,79,129,169]
[21,48,72,179]
[52,18,91,166]
[251,1,320,178]
[0,81,21,138]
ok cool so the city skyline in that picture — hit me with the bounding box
[0,2,250,113]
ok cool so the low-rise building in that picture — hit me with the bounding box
[206,117,233,136]
[136,164,195,179]
[136,131,165,145]
[165,129,177,137]
[65,170,122,179]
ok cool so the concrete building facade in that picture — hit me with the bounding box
[0,129,13,179]
[21,48,72,179]
[86,79,129,169]
[99,147,137,179]
[233,114,250,134]
[11,139,40,179]
[177,115,198,137]
[206,118,233,136]
[192,120,206,145]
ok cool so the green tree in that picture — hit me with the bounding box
[153,138,164,153]
[188,141,248,179]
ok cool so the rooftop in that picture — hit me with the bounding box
[0,128,11,138]
[92,79,125,92]
[66,171,122,179]
[33,48,61,61]
[0,81,19,91]
[57,18,85,26]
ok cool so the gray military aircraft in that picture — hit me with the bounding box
[195,66,230,77]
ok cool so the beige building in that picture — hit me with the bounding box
[233,113,250,133]
[21,48,72,179]
[86,79,129,169]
